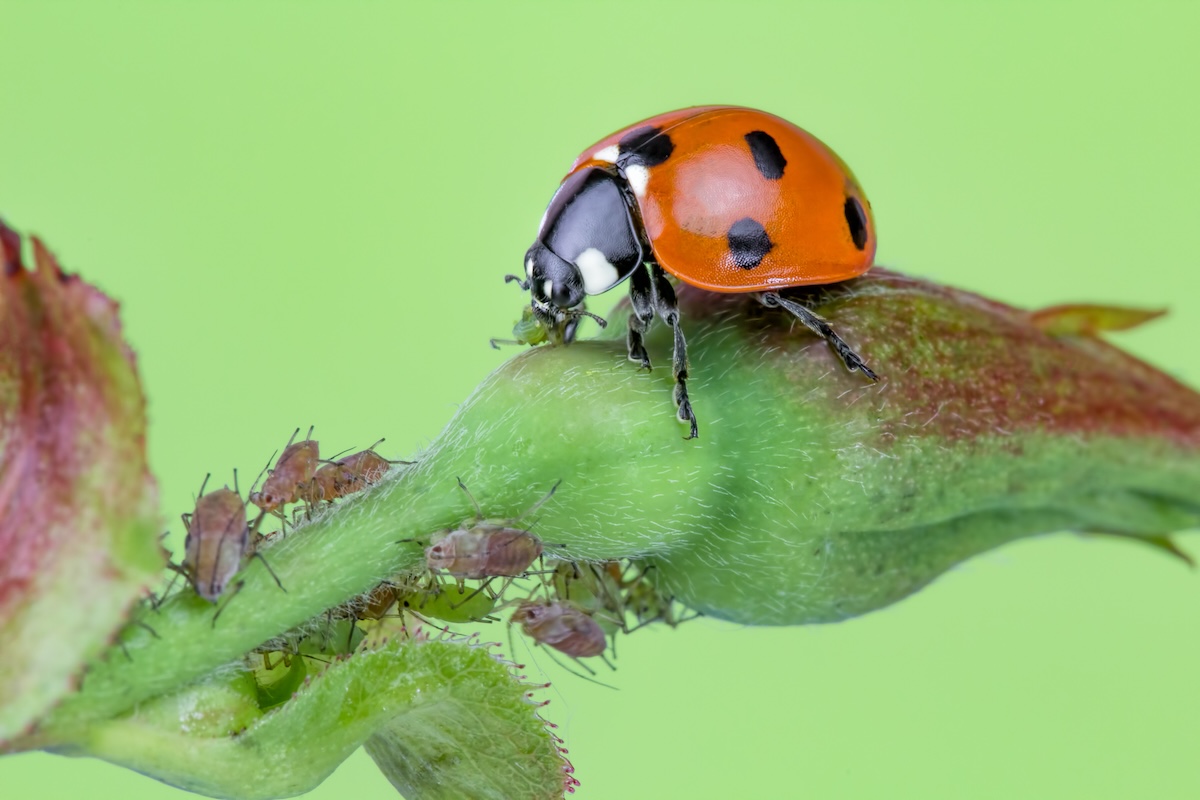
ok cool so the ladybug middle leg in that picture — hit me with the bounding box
[625,263,655,370]
[649,263,699,440]
[759,292,877,381]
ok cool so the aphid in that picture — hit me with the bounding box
[513,106,879,438]
[490,304,589,348]
[417,478,562,586]
[512,600,607,658]
[358,580,403,621]
[250,427,320,517]
[306,439,411,504]
[177,472,284,620]
[400,581,500,624]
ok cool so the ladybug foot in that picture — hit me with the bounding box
[676,397,699,440]
[839,349,878,382]
[627,343,652,371]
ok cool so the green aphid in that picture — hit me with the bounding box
[401,582,499,624]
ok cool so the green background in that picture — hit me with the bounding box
[3,1,1198,798]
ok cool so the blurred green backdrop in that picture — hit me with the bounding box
[3,1,1198,798]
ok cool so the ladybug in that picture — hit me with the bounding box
[507,106,878,439]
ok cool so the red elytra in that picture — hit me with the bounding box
[570,105,876,291]
[514,105,878,439]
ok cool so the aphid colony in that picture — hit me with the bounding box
[167,429,406,619]
[151,428,695,693]
[249,475,696,688]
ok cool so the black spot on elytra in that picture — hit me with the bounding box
[844,196,868,250]
[744,130,786,180]
[727,218,774,269]
[617,126,674,168]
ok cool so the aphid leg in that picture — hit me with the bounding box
[626,264,655,370]
[536,646,620,690]
[133,619,161,639]
[211,580,245,627]
[455,477,485,521]
[159,566,184,604]
[454,576,507,609]
[650,263,698,439]
[250,551,287,593]
[759,292,877,380]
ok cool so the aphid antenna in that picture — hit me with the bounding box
[455,477,484,521]
[395,537,428,547]
[513,479,563,522]
[321,446,355,463]
[195,473,212,501]
[281,427,301,450]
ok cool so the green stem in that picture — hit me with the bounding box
[30,274,1200,748]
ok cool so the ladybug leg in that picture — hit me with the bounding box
[759,292,878,381]
[626,265,655,370]
[504,274,531,291]
[649,264,699,440]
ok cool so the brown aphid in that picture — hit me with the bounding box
[178,473,283,613]
[426,527,545,580]
[422,478,561,582]
[358,581,402,620]
[512,600,607,658]
[307,439,411,504]
[250,427,320,515]
[181,475,251,603]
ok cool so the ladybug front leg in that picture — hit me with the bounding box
[626,265,655,370]
[759,292,878,381]
[649,264,699,440]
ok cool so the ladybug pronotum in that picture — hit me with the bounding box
[509,105,878,438]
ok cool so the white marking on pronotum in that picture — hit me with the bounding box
[593,145,619,163]
[625,164,650,197]
[542,279,553,299]
[526,256,535,277]
[575,247,620,295]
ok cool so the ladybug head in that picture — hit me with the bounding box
[526,167,645,314]
[525,241,585,311]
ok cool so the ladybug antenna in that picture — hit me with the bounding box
[565,308,608,328]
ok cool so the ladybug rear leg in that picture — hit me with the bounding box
[650,264,699,440]
[759,292,878,381]
[626,264,655,370]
